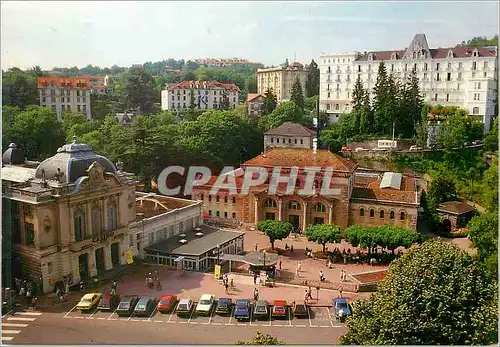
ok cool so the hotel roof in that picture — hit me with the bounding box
[264,122,316,137]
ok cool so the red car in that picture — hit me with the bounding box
[272,300,288,318]
[157,295,177,313]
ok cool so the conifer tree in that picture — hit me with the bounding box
[305,59,320,97]
[290,76,305,109]
[262,88,277,116]
[372,62,390,134]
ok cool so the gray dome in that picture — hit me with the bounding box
[2,143,25,165]
[35,136,117,183]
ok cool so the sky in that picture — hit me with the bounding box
[1,1,498,70]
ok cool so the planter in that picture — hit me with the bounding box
[349,269,389,292]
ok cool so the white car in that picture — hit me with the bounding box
[196,294,215,315]
[409,145,422,151]
[354,147,369,152]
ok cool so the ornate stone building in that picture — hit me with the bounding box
[2,138,136,293]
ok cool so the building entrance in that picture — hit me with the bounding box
[78,253,89,281]
[111,243,120,267]
[95,248,105,273]
[289,215,300,230]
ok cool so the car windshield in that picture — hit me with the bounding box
[296,305,305,310]
[159,300,170,305]
[136,303,146,310]
[236,304,247,309]
[218,302,228,307]
[178,304,188,310]
[256,306,266,312]
[199,300,211,305]
[336,302,348,309]
[118,303,129,309]
[81,298,91,303]
[274,306,285,311]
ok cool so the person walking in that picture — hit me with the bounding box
[253,288,259,301]
[319,270,325,282]
[304,289,309,303]
[307,286,313,300]
[110,281,117,295]
[253,272,258,285]
[279,260,282,270]
[255,243,258,251]
[338,286,343,298]
[297,262,302,273]
[224,282,229,293]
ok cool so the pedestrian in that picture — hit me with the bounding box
[279,260,282,270]
[110,281,117,295]
[295,268,299,278]
[338,286,343,298]
[340,270,344,282]
[319,270,325,282]
[148,276,153,289]
[31,297,38,311]
[255,243,258,251]
[230,278,234,288]
[297,262,302,273]
[253,288,259,301]
[64,281,70,297]
[307,286,313,300]
[224,282,229,293]
[304,289,309,303]
[253,272,258,285]
[290,245,294,252]
[26,289,32,306]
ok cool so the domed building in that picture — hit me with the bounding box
[2,137,137,293]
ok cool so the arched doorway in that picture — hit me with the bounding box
[441,219,452,233]
[286,200,302,231]
[262,198,278,221]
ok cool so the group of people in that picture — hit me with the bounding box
[221,273,234,293]
[304,286,313,302]
[145,271,162,291]
[56,277,71,302]
[14,278,38,309]
[253,287,259,300]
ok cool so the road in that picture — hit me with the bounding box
[2,303,347,344]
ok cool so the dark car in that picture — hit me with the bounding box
[234,299,251,321]
[333,298,352,322]
[215,297,232,315]
[97,294,121,311]
[157,295,177,314]
[292,302,308,318]
[116,295,139,317]
[134,296,157,317]
[253,300,269,320]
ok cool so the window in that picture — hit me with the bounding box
[369,209,374,218]
[42,97,46,103]
[436,63,440,70]
[61,97,65,102]
[288,201,301,210]
[209,210,212,216]
[74,210,85,242]
[473,107,479,115]
[358,65,361,72]
[313,203,326,212]
[335,104,339,111]
[294,139,297,144]
[447,73,451,81]
[216,195,220,203]
[447,62,451,69]
[458,62,462,69]
[446,94,449,102]
[360,208,364,217]
[436,73,440,81]
[92,206,101,235]
[327,92,330,98]
[413,63,417,71]
[404,64,407,71]
[399,212,405,221]
[424,63,428,71]
[458,72,462,80]
[423,72,427,79]
[263,199,277,208]
[232,212,236,219]
[200,194,204,200]
[300,139,303,144]
[62,105,66,112]
[232,197,236,204]
[477,82,481,89]
[108,203,117,231]
[391,64,394,72]
[51,105,56,112]
[288,138,291,144]
[25,222,35,246]
[224,212,228,218]
[379,210,385,219]
[472,62,476,70]
[389,211,395,220]
[434,94,438,101]
[208,195,212,202]
[82,105,87,112]
[216,211,220,217]
[484,61,488,69]
[223,196,228,204]
[77,105,81,112]
[48,262,53,275]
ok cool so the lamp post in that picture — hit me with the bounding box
[263,249,266,268]
[213,244,221,265]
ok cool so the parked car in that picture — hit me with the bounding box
[97,294,121,311]
[409,145,422,151]
[157,295,177,314]
[215,298,232,315]
[333,298,352,322]
[355,147,368,152]
[373,147,387,151]
[76,293,102,312]
[472,140,480,145]
[176,298,194,317]
[292,302,308,318]
[272,300,288,319]
[253,300,269,320]
[196,294,215,315]
[234,299,251,321]
[134,296,157,317]
[116,295,139,317]
[341,146,351,152]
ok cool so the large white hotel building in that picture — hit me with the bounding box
[319,34,498,131]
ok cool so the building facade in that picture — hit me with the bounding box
[192,148,419,232]
[38,77,92,120]
[263,122,316,151]
[195,58,263,68]
[247,93,265,117]
[2,138,137,293]
[257,63,308,102]
[161,81,240,111]
[128,192,202,259]
[319,34,498,130]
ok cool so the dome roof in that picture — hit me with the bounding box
[35,136,117,183]
[2,143,25,165]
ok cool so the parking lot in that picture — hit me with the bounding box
[63,301,342,329]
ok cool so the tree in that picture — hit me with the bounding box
[436,113,468,150]
[480,160,498,212]
[257,220,292,249]
[372,62,391,134]
[342,225,420,254]
[261,88,277,116]
[483,117,498,152]
[426,175,458,220]
[259,101,310,131]
[467,213,498,277]
[305,224,341,253]
[457,35,498,48]
[8,106,66,160]
[416,104,431,148]
[340,239,498,345]
[351,75,364,113]
[2,68,39,109]
[115,67,157,114]
[236,331,284,345]
[402,68,423,138]
[90,93,113,121]
[305,59,320,97]
[290,76,305,109]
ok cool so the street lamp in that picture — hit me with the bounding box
[213,244,221,265]
[263,249,266,268]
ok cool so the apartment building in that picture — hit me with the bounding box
[161,81,240,111]
[257,62,308,102]
[195,58,263,68]
[37,77,92,120]
[319,34,498,131]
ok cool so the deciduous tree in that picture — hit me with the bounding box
[305,224,341,252]
[467,212,498,277]
[340,239,498,345]
[236,331,284,345]
[262,88,278,116]
[257,220,292,249]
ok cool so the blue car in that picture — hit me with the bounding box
[234,299,251,321]
[333,298,352,322]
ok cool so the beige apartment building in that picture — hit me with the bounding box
[257,62,308,102]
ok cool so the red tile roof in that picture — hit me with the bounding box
[241,148,358,173]
[437,201,475,215]
[351,176,418,204]
[167,80,241,92]
[247,93,264,102]
[37,77,91,89]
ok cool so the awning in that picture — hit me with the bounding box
[202,211,210,218]
[174,256,185,262]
